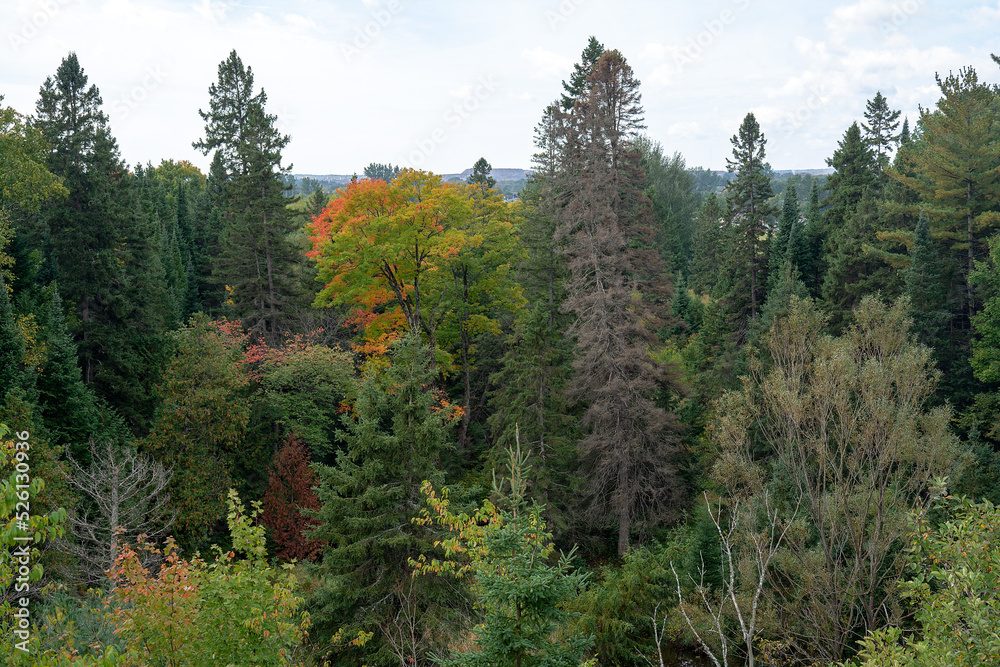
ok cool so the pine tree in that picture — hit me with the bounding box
[194,50,303,341]
[467,157,497,194]
[862,91,902,179]
[557,50,684,556]
[724,112,776,327]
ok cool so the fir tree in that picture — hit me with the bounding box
[862,91,902,179]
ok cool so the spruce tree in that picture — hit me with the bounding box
[560,36,605,109]
[905,210,949,352]
[556,50,684,555]
[310,333,461,665]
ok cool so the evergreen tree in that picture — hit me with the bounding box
[560,36,605,109]
[194,50,303,341]
[688,192,726,296]
[414,444,594,667]
[724,112,776,328]
[638,138,699,275]
[35,52,167,431]
[36,286,103,460]
[0,277,30,401]
[821,188,895,328]
[310,333,463,665]
[861,91,902,179]
[905,210,949,352]
[467,156,497,194]
[768,185,799,291]
[362,162,400,182]
[556,50,684,556]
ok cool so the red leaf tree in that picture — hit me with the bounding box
[261,434,325,562]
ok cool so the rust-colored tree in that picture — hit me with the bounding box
[556,50,685,556]
[261,434,325,562]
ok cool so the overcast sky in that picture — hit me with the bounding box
[3,0,998,176]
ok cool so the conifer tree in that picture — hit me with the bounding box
[311,333,462,665]
[557,50,684,555]
[724,112,776,328]
[560,36,605,109]
[194,50,303,341]
[905,210,949,352]
[688,193,726,296]
[862,91,902,179]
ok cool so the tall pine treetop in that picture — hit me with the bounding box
[560,36,605,109]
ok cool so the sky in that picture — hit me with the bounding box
[2,0,999,176]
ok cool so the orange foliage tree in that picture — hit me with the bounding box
[308,169,472,354]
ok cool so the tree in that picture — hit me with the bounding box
[561,36,605,109]
[905,210,949,351]
[309,170,472,354]
[412,443,595,667]
[141,316,254,550]
[467,157,497,194]
[845,490,1000,667]
[861,91,902,179]
[193,50,302,341]
[638,138,699,275]
[557,50,684,555]
[767,185,799,292]
[310,333,463,665]
[363,162,401,182]
[260,434,325,562]
[887,66,1000,330]
[35,53,168,429]
[60,440,173,587]
[724,112,776,327]
[712,296,964,663]
[110,490,309,666]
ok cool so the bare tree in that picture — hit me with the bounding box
[669,493,795,667]
[60,440,174,586]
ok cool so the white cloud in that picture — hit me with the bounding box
[520,46,572,79]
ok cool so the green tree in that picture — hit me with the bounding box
[363,162,400,182]
[724,112,776,327]
[194,50,303,341]
[412,443,594,667]
[468,157,497,194]
[844,491,1000,667]
[141,316,254,550]
[35,52,168,430]
[861,91,902,180]
[561,36,605,109]
[310,333,463,666]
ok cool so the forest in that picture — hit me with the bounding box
[2,34,1000,666]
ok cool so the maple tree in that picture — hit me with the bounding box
[309,169,471,354]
